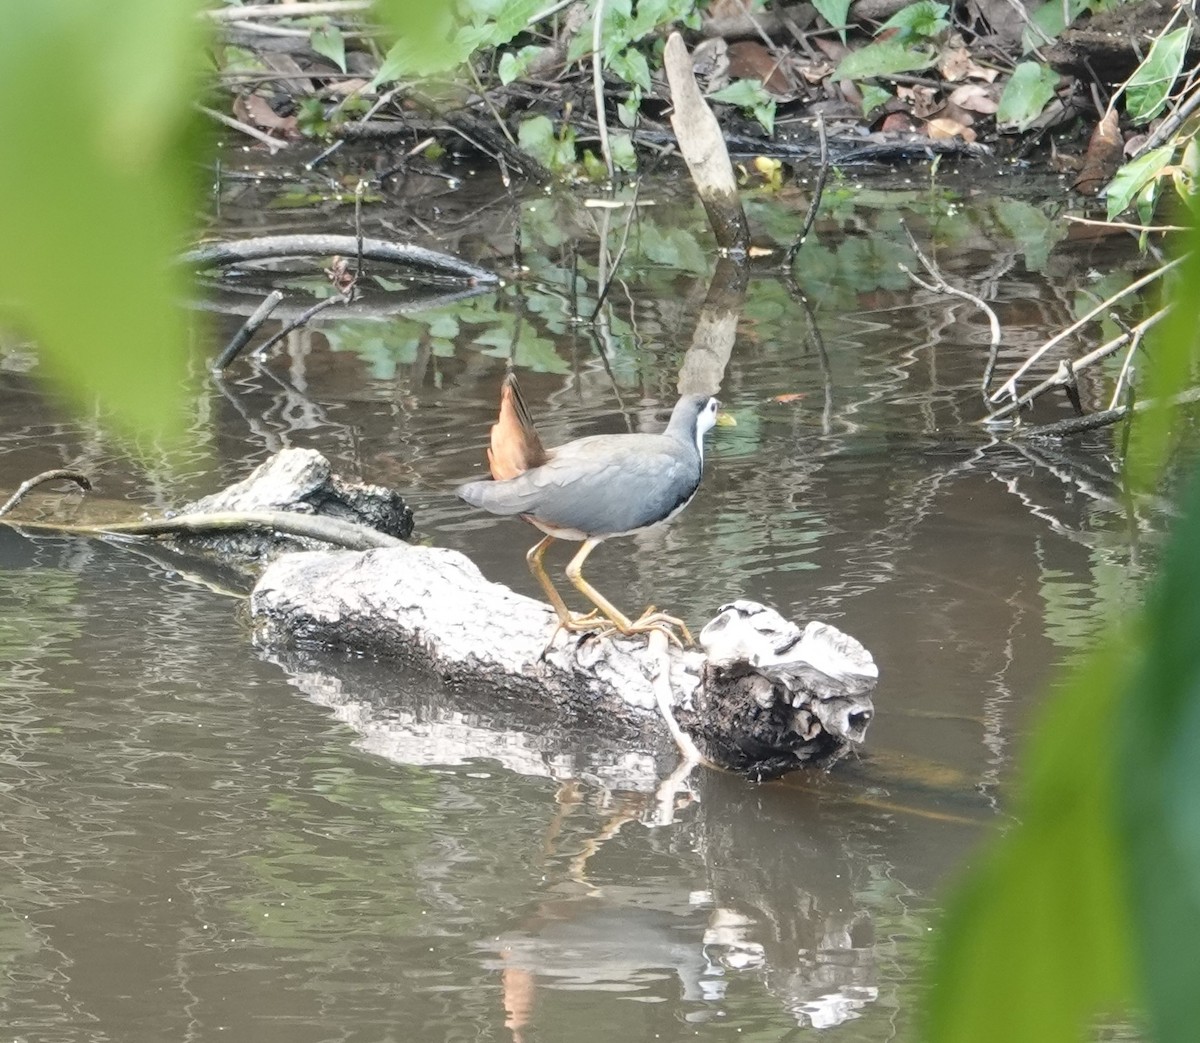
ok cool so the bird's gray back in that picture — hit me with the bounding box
[457,432,702,537]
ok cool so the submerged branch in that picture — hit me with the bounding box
[988,256,1184,406]
[984,308,1169,425]
[181,234,501,285]
[0,470,92,518]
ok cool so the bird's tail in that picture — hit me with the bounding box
[455,478,527,516]
[487,370,547,480]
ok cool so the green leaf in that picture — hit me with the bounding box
[995,61,1059,130]
[0,0,206,445]
[310,22,346,72]
[1126,26,1191,124]
[926,639,1135,1043]
[878,1,950,42]
[709,78,772,108]
[753,100,776,135]
[1121,323,1200,1042]
[1105,145,1174,219]
[830,39,936,81]
[609,47,652,91]
[859,83,891,115]
[517,115,575,172]
[498,44,546,86]
[609,131,638,172]
[1125,232,1200,492]
[1022,0,1088,52]
[813,0,852,42]
[370,2,464,81]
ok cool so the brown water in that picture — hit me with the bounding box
[0,150,1169,1042]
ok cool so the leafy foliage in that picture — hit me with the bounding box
[1125,26,1191,124]
[813,0,852,42]
[0,0,206,444]
[878,1,950,42]
[927,230,1200,1042]
[831,39,936,82]
[709,79,777,135]
[310,22,347,72]
[995,61,1059,130]
[1106,145,1177,222]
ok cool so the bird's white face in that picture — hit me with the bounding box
[694,396,720,460]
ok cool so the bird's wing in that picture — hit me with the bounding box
[480,435,699,533]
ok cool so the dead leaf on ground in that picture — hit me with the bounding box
[909,85,942,119]
[881,112,919,133]
[233,94,299,137]
[938,38,1000,83]
[727,40,796,96]
[812,36,850,63]
[799,60,836,83]
[324,77,370,97]
[1074,108,1123,195]
[948,83,998,113]
[926,117,977,142]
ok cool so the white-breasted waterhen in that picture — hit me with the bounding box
[456,374,720,642]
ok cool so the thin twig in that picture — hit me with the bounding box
[592,0,614,184]
[213,289,285,372]
[1108,324,1144,411]
[0,470,92,518]
[225,19,373,37]
[465,63,519,151]
[782,113,828,269]
[527,0,578,27]
[897,222,1003,392]
[203,2,371,22]
[194,102,289,153]
[1063,215,1188,233]
[252,295,349,359]
[589,185,641,322]
[989,255,1185,404]
[354,180,367,282]
[984,307,1170,423]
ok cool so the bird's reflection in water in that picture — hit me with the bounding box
[481,771,907,1039]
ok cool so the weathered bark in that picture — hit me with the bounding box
[249,545,877,778]
[173,448,413,567]
[92,447,877,780]
[663,33,750,257]
[235,448,878,779]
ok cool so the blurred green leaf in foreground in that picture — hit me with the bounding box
[0,0,207,444]
[926,240,1200,1042]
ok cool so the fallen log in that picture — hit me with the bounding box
[2,447,878,780]
[240,450,877,780]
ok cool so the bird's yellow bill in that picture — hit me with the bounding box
[715,410,737,427]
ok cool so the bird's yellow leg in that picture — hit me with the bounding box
[564,540,692,647]
[565,538,633,629]
[527,535,601,632]
[630,608,695,647]
[526,535,572,624]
